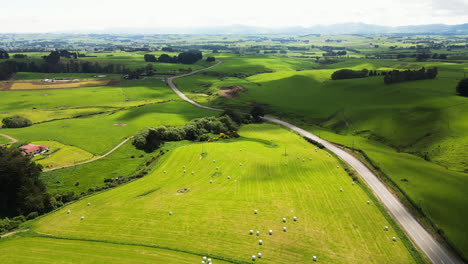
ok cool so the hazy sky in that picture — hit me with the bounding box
[1,0,467,33]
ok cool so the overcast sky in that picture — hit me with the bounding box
[1,0,467,33]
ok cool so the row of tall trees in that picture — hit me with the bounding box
[144,51,203,64]
[0,50,9,59]
[331,69,369,80]
[384,67,438,84]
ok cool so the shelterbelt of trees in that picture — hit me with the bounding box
[0,50,204,80]
[331,67,438,84]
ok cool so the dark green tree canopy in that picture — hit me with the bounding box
[2,115,32,128]
[0,147,51,216]
[456,78,468,97]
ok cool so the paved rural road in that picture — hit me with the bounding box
[167,61,464,264]
[0,133,18,146]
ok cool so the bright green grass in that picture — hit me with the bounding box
[31,124,416,264]
[0,237,230,264]
[0,136,10,145]
[41,140,152,194]
[305,125,468,258]
[31,141,95,169]
[2,101,214,155]
[0,79,177,123]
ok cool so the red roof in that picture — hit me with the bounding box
[19,144,47,153]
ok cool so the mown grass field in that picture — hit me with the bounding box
[25,124,418,264]
[0,236,231,264]
[12,72,122,81]
[31,141,95,169]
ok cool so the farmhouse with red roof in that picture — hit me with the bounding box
[19,144,49,156]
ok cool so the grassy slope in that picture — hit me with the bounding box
[305,125,468,257]
[29,124,416,264]
[31,141,95,169]
[0,237,230,264]
[174,55,468,257]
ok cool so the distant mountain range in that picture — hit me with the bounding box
[88,23,468,35]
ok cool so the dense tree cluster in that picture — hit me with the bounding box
[2,115,32,128]
[331,69,369,80]
[132,116,239,152]
[0,50,9,59]
[145,51,203,65]
[206,56,216,62]
[13,54,27,59]
[250,105,266,123]
[456,78,468,97]
[144,54,157,62]
[384,67,438,84]
[0,146,51,217]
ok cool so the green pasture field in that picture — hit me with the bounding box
[0,236,230,264]
[0,79,178,123]
[174,54,468,257]
[31,140,95,169]
[2,101,213,155]
[41,140,153,195]
[0,136,10,145]
[26,124,418,264]
[306,125,468,258]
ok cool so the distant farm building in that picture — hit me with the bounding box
[19,144,49,156]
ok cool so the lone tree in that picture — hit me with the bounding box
[0,147,51,216]
[2,115,32,128]
[250,105,265,123]
[456,78,468,97]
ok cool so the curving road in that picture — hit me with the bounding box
[167,60,463,264]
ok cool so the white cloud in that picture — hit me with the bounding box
[0,0,467,33]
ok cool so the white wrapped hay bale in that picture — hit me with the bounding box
[169,211,173,216]
[392,237,397,242]
[384,226,389,231]
[258,239,263,245]
[283,227,287,232]
[282,218,287,223]
[67,210,71,214]
[340,188,343,192]
[249,230,254,235]
[257,252,262,259]
[251,255,256,261]
[293,216,297,221]
[80,216,85,220]
[254,210,258,214]
[256,231,260,236]
[313,256,317,261]
[269,230,273,235]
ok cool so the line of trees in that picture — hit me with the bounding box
[384,67,438,84]
[144,51,203,64]
[331,69,369,80]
